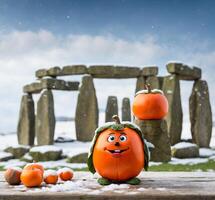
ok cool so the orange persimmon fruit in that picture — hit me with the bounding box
[23,163,44,176]
[4,167,22,185]
[44,170,58,184]
[21,168,43,187]
[132,84,168,120]
[58,168,73,181]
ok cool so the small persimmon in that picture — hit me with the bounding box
[21,168,43,187]
[23,163,44,176]
[58,168,73,181]
[4,167,22,185]
[44,170,58,184]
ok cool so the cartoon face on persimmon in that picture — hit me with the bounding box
[87,115,149,185]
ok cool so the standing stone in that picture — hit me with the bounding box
[36,90,55,145]
[135,76,145,93]
[17,94,35,146]
[189,80,212,147]
[158,76,164,89]
[134,119,171,162]
[122,98,131,121]
[145,76,159,89]
[75,75,98,141]
[135,75,159,93]
[162,75,183,145]
[105,96,118,122]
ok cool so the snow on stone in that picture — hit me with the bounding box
[44,170,58,178]
[199,148,215,158]
[172,142,197,149]
[169,157,208,165]
[30,145,62,153]
[22,153,33,160]
[5,144,30,149]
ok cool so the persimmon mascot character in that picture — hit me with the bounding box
[87,115,149,185]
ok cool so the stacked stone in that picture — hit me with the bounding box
[135,119,171,162]
[17,66,81,146]
[135,66,159,92]
[134,67,171,162]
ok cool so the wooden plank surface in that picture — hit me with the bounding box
[0,172,215,200]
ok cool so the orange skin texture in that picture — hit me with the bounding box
[23,163,44,176]
[4,168,22,185]
[132,93,168,120]
[93,128,145,181]
[44,175,58,184]
[59,171,73,181]
[21,169,43,187]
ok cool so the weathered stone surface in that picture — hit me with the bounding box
[47,66,62,77]
[135,76,159,92]
[189,80,212,147]
[162,75,183,145]
[23,79,79,93]
[88,65,141,78]
[29,145,62,161]
[0,152,14,161]
[166,63,201,80]
[67,153,88,163]
[75,75,99,141]
[62,65,88,75]
[122,98,131,121]
[135,76,145,93]
[134,119,171,162]
[158,76,164,89]
[105,96,118,122]
[17,94,35,146]
[141,66,158,76]
[171,142,199,158]
[145,76,159,89]
[35,69,48,78]
[36,90,56,145]
[4,145,30,159]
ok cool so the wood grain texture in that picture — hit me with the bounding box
[0,172,214,200]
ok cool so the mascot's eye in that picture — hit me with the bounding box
[119,135,127,142]
[107,135,115,142]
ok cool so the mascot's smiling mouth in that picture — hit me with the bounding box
[105,148,129,154]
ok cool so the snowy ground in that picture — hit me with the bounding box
[0,120,215,170]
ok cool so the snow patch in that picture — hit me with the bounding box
[199,148,215,158]
[0,152,13,159]
[169,157,208,165]
[30,145,62,153]
[172,142,197,149]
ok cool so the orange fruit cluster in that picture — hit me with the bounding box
[4,163,74,187]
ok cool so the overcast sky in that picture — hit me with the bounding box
[0,0,215,132]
